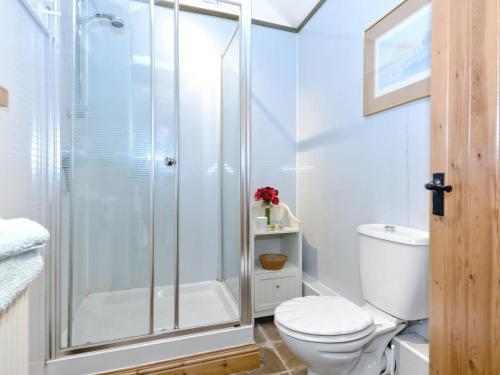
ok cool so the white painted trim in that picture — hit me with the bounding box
[302,272,339,297]
[392,333,429,375]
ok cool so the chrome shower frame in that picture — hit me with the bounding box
[47,0,252,359]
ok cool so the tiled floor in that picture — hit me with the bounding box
[236,317,307,375]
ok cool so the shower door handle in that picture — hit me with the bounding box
[164,157,176,166]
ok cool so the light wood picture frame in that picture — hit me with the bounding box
[364,0,431,116]
[0,87,8,108]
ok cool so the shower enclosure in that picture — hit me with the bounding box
[51,0,251,357]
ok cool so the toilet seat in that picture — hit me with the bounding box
[275,296,375,343]
[275,320,375,343]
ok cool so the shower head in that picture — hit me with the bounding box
[81,13,125,28]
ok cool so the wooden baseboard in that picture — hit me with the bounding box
[100,343,260,375]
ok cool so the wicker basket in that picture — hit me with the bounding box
[259,253,287,270]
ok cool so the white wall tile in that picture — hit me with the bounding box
[0,1,48,374]
[0,2,47,223]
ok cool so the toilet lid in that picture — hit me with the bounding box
[275,296,374,336]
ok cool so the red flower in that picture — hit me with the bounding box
[254,187,279,205]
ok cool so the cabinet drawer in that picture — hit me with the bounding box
[255,273,301,313]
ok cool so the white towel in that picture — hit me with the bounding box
[0,218,50,261]
[0,250,44,314]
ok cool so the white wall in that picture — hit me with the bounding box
[251,25,298,213]
[297,0,430,305]
[0,1,48,373]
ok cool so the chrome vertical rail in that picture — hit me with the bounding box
[219,25,240,287]
[173,0,180,330]
[66,0,80,349]
[46,0,61,359]
[217,55,223,283]
[46,30,57,360]
[238,0,252,326]
[149,0,156,335]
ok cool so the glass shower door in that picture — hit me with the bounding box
[56,0,250,355]
[61,0,176,348]
[176,4,241,330]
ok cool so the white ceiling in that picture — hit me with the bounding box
[253,0,322,29]
[177,0,325,31]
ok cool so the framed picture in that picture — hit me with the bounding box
[364,0,432,116]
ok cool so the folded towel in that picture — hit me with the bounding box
[0,218,50,261]
[0,249,44,314]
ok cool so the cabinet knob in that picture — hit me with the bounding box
[276,285,280,289]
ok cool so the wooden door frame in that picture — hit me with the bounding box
[430,0,499,373]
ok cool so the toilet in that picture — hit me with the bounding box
[274,224,429,375]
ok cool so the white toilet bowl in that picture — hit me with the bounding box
[274,224,429,375]
[275,296,406,375]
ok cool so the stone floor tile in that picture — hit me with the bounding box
[245,347,287,375]
[273,341,307,372]
[291,368,307,375]
[254,324,267,345]
[257,317,282,343]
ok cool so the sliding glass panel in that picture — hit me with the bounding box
[57,0,246,352]
[177,7,240,329]
[221,28,241,310]
[62,0,156,347]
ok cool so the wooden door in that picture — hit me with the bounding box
[430,0,500,374]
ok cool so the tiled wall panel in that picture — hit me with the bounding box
[0,1,48,374]
[0,1,47,224]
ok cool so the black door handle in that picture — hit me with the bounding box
[425,181,452,193]
[425,173,452,216]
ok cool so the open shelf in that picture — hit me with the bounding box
[254,227,300,236]
[251,201,303,318]
[254,260,299,275]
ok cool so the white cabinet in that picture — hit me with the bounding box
[250,202,302,318]
[255,264,301,313]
